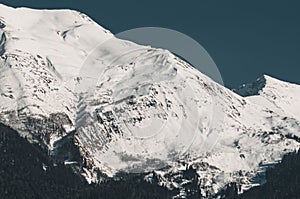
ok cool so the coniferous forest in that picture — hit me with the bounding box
[1,123,299,199]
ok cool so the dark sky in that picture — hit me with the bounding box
[0,0,299,88]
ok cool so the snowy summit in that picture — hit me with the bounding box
[0,4,300,198]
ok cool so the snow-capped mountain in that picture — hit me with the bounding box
[0,4,299,198]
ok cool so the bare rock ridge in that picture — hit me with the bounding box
[233,75,268,97]
[0,21,6,56]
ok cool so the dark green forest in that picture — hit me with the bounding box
[1,123,299,199]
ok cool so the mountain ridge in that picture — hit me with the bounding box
[0,3,300,198]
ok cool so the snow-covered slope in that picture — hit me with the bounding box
[235,75,300,122]
[0,4,300,198]
[0,3,112,143]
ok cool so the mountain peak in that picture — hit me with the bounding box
[233,74,291,97]
[261,74,288,84]
[1,4,300,198]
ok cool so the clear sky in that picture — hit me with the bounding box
[0,0,299,88]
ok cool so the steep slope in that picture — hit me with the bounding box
[0,4,300,198]
[0,122,177,199]
[0,3,112,145]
